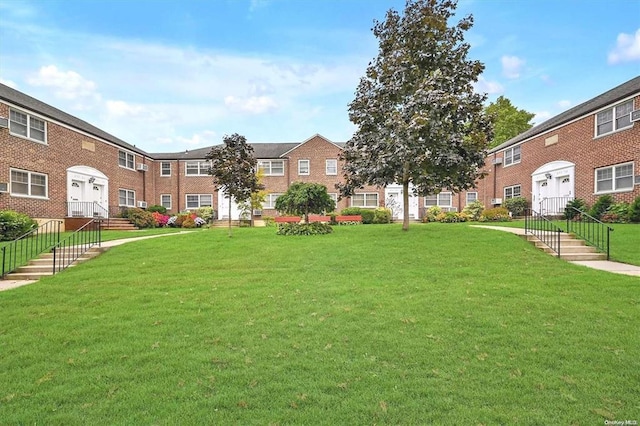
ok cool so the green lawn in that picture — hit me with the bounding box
[1,224,638,424]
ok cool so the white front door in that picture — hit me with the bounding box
[386,191,402,219]
[536,180,549,213]
[558,176,572,198]
[68,180,85,216]
[67,166,109,217]
[91,184,107,217]
[217,191,241,220]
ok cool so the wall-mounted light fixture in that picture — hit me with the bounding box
[88,177,96,183]
[544,173,552,179]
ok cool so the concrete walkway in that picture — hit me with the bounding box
[471,225,640,277]
[0,231,194,292]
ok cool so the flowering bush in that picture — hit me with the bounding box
[435,211,469,223]
[479,207,511,222]
[152,211,170,227]
[194,217,207,227]
[196,207,215,223]
[167,213,208,228]
[126,207,156,228]
[422,206,442,223]
[462,200,484,221]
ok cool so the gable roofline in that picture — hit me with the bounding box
[489,75,640,154]
[279,133,345,157]
[0,83,150,158]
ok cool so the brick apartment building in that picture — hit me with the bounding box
[1,76,638,230]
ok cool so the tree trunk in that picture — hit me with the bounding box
[227,198,232,237]
[402,162,410,231]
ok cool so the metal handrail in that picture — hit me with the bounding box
[565,207,613,260]
[525,208,562,257]
[1,220,63,277]
[65,201,109,218]
[51,219,102,274]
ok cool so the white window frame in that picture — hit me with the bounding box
[351,193,378,208]
[118,189,136,207]
[466,192,478,205]
[185,161,210,176]
[185,194,213,209]
[504,185,522,199]
[595,99,634,137]
[503,145,521,167]
[328,193,338,205]
[326,159,338,176]
[161,194,172,209]
[10,168,48,198]
[263,193,283,209]
[160,162,171,176]
[595,162,635,194]
[118,150,135,170]
[425,192,452,208]
[9,108,47,143]
[298,159,310,175]
[257,160,285,176]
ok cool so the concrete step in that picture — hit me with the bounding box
[3,247,105,280]
[560,252,608,261]
[540,245,599,254]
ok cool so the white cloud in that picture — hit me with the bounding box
[474,76,504,95]
[532,111,552,125]
[224,95,279,114]
[608,28,640,64]
[105,100,145,117]
[27,65,101,109]
[501,55,525,79]
[557,100,572,109]
[175,130,218,146]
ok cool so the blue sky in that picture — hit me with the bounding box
[0,0,638,153]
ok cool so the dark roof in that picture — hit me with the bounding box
[0,82,150,157]
[490,75,640,153]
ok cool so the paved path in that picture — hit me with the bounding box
[0,231,194,292]
[471,225,640,277]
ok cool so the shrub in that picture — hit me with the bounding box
[152,211,170,227]
[589,194,614,220]
[503,196,528,217]
[147,205,167,214]
[194,217,207,227]
[563,198,588,220]
[479,207,511,222]
[276,222,333,236]
[340,207,374,224]
[629,196,640,223]
[372,207,392,224]
[125,208,156,228]
[196,207,215,223]
[181,217,196,228]
[461,200,484,221]
[422,206,442,223]
[263,216,275,227]
[0,210,38,241]
[601,202,630,223]
[436,211,469,223]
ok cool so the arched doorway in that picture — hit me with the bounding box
[67,166,109,217]
[531,161,575,215]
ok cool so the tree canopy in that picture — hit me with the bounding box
[485,96,534,148]
[275,182,335,223]
[206,133,262,235]
[338,0,492,231]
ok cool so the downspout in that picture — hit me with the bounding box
[492,153,497,205]
[177,159,181,213]
[142,157,147,204]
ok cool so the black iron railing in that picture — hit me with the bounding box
[525,208,563,257]
[539,196,574,216]
[1,220,63,277]
[565,207,613,260]
[51,219,102,274]
[66,201,109,218]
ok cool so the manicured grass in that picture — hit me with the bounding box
[481,220,640,266]
[1,224,638,424]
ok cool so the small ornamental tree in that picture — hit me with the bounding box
[485,96,534,148]
[275,182,336,223]
[338,0,492,231]
[206,133,263,236]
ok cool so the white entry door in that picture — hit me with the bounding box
[68,180,85,216]
[386,191,402,219]
[217,191,241,220]
[536,180,549,213]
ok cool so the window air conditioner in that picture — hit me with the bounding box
[492,157,503,165]
[491,198,502,205]
[137,163,149,172]
[631,109,640,122]
[253,209,263,216]
[137,201,148,208]
[0,117,8,128]
[0,182,8,193]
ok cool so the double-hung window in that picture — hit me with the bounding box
[326,159,338,175]
[186,194,212,209]
[185,161,209,176]
[258,160,285,176]
[596,99,633,136]
[10,169,48,198]
[161,162,171,176]
[119,150,135,169]
[263,193,283,209]
[351,193,378,208]
[425,192,452,208]
[119,189,135,207]
[504,185,521,199]
[298,159,310,175]
[161,194,172,209]
[466,192,478,205]
[504,145,521,166]
[9,109,47,143]
[595,162,634,193]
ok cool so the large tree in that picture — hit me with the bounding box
[485,96,534,148]
[206,133,262,236]
[275,182,335,223]
[338,0,492,231]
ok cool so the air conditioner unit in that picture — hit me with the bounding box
[0,182,8,193]
[491,198,502,205]
[631,109,640,122]
[0,117,8,128]
[137,201,148,208]
[492,157,503,165]
[253,209,263,216]
[137,163,149,172]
